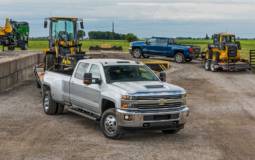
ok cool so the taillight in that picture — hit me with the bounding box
[189,48,193,53]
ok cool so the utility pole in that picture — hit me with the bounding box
[112,22,115,33]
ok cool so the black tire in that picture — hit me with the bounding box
[21,43,28,50]
[56,104,64,114]
[186,58,193,62]
[204,60,211,71]
[8,46,15,51]
[210,61,218,72]
[43,89,58,115]
[162,129,180,134]
[100,108,123,139]
[132,48,142,58]
[174,52,185,63]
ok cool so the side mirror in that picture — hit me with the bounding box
[159,72,166,82]
[84,73,92,85]
[44,20,48,28]
[78,30,85,40]
[236,41,241,50]
[80,21,84,29]
[145,40,150,45]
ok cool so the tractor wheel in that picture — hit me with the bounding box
[204,60,211,71]
[174,52,185,63]
[8,46,15,51]
[21,43,28,50]
[45,54,55,70]
[210,62,218,72]
[132,48,142,58]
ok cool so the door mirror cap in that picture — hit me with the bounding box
[84,73,92,85]
[80,21,84,29]
[44,20,48,28]
[159,72,166,82]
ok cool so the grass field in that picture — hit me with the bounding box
[28,39,255,59]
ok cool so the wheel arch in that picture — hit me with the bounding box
[101,98,116,114]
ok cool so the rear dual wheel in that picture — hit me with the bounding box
[43,89,64,115]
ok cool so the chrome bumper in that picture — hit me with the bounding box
[116,106,189,128]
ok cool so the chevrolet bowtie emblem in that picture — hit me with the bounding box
[159,99,167,105]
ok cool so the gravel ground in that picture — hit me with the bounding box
[0,61,255,160]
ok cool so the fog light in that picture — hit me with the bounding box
[124,115,132,121]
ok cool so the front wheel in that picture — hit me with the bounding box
[100,108,123,139]
[132,48,142,58]
[162,129,180,134]
[174,52,185,63]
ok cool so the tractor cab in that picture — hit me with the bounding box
[43,17,86,70]
[212,33,241,50]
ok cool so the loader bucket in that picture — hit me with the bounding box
[140,59,171,72]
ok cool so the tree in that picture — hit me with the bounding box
[125,33,138,42]
[205,33,210,40]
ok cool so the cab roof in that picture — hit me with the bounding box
[215,33,235,36]
[79,59,141,66]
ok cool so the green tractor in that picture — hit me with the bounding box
[0,18,29,51]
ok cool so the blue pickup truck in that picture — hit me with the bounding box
[129,37,200,63]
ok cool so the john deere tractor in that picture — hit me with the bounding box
[203,33,250,72]
[0,18,29,51]
[43,17,86,70]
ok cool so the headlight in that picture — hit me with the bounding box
[120,95,132,109]
[182,94,187,105]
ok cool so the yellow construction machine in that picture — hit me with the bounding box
[203,33,250,71]
[43,17,86,70]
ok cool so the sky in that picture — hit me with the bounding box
[1,0,255,38]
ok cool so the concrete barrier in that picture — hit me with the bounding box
[0,52,44,92]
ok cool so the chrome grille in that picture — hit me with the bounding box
[133,102,182,109]
[133,95,182,100]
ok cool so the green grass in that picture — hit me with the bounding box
[29,39,255,59]
[28,39,130,52]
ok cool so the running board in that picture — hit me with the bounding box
[67,108,98,121]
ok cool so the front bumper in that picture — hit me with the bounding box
[116,106,189,129]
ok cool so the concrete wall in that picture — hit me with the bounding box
[0,53,44,92]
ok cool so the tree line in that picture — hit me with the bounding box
[88,31,138,42]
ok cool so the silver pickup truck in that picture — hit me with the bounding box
[41,59,189,139]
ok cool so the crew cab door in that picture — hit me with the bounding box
[143,38,159,55]
[70,63,101,114]
[70,62,95,112]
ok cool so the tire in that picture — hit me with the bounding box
[162,129,180,134]
[8,46,15,51]
[21,43,28,50]
[132,48,142,58]
[43,89,57,115]
[210,62,218,72]
[204,60,211,71]
[100,108,123,139]
[56,104,64,114]
[174,52,185,63]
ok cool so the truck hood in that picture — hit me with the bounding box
[131,41,146,46]
[111,81,185,95]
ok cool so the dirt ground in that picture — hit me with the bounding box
[0,61,255,160]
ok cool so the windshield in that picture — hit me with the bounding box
[51,20,75,41]
[222,35,236,43]
[104,65,159,83]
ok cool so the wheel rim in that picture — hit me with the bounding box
[175,54,183,63]
[133,49,141,58]
[211,63,215,71]
[43,94,50,112]
[104,115,117,135]
[205,61,209,70]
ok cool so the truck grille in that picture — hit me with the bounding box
[133,95,182,100]
[133,102,182,109]
[144,114,179,121]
